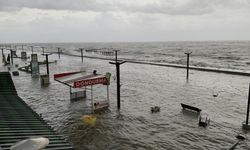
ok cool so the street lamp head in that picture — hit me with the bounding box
[41,53,52,56]
[185,51,192,55]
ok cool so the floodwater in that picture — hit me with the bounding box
[1,51,250,149]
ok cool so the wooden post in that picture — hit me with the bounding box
[109,50,126,109]
[80,48,83,62]
[185,52,192,81]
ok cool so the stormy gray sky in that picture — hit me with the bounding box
[0,0,250,43]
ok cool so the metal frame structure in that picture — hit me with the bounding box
[54,71,110,113]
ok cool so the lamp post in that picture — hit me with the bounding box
[243,83,250,130]
[80,48,84,62]
[9,49,13,65]
[41,53,52,75]
[109,50,126,109]
[57,47,61,59]
[184,52,192,82]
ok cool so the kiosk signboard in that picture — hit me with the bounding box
[31,54,39,77]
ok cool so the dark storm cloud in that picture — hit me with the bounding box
[0,0,249,15]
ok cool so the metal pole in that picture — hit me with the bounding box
[57,47,60,59]
[80,48,83,62]
[117,63,120,109]
[22,45,24,51]
[115,50,117,62]
[114,50,120,109]
[109,50,126,110]
[45,54,49,75]
[246,83,250,125]
[1,48,3,57]
[10,49,13,65]
[185,52,192,81]
[187,54,189,80]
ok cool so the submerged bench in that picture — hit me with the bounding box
[181,103,202,113]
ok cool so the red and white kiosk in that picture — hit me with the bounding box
[54,71,111,113]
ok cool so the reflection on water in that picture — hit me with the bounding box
[6,52,250,150]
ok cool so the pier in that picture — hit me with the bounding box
[0,72,74,150]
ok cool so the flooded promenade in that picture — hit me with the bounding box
[1,48,250,149]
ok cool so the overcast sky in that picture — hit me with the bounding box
[0,0,250,43]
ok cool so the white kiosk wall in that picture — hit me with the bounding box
[31,54,40,77]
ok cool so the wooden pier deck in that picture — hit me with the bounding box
[0,72,74,150]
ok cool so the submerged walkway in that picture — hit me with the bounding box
[0,72,74,150]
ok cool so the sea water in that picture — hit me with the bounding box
[1,41,250,149]
[28,41,250,71]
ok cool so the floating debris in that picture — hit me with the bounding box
[82,115,97,126]
[10,137,49,150]
[151,106,160,113]
[12,71,19,76]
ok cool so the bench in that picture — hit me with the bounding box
[181,103,202,113]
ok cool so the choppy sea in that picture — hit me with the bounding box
[34,41,250,71]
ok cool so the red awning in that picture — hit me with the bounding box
[54,71,108,88]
